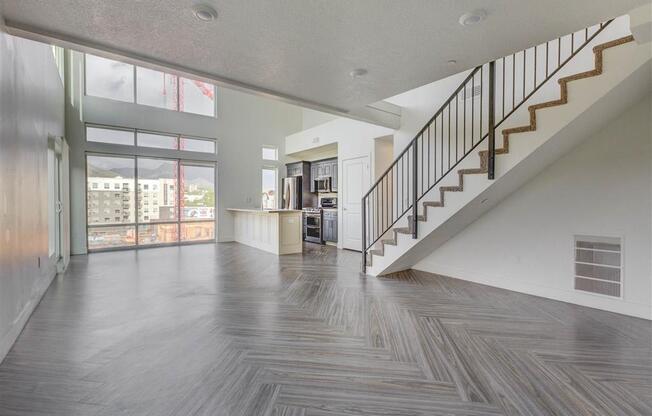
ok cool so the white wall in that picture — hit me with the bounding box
[414,96,652,319]
[66,51,303,253]
[0,24,65,360]
[373,136,394,180]
[301,108,338,131]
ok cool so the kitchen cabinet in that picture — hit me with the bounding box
[309,158,338,192]
[330,160,338,191]
[286,162,303,177]
[310,164,318,192]
[323,210,338,242]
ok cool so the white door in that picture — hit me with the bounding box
[341,155,370,251]
[48,136,64,269]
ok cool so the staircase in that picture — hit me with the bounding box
[363,16,651,276]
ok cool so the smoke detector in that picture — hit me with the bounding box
[192,4,218,22]
[459,10,487,26]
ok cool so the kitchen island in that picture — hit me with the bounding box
[227,208,303,255]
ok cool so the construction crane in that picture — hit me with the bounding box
[162,74,215,232]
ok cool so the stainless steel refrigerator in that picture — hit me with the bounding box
[282,176,302,210]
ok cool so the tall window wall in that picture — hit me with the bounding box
[86,126,216,251]
[85,54,216,117]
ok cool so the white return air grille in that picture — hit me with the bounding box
[574,235,622,298]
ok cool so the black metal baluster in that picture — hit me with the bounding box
[546,41,549,78]
[427,125,430,189]
[558,37,561,67]
[534,45,537,88]
[512,54,516,110]
[361,196,366,272]
[448,105,451,170]
[502,58,505,119]
[480,65,484,139]
[472,73,475,146]
[440,112,444,178]
[455,93,459,162]
[434,116,437,183]
[522,49,526,102]
[412,142,418,239]
[488,60,496,180]
[420,133,424,196]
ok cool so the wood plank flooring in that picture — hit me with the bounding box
[0,242,650,415]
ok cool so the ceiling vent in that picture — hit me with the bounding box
[574,235,622,298]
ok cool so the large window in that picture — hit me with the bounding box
[85,54,216,117]
[86,154,216,251]
[262,167,277,209]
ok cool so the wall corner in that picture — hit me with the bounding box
[629,3,652,44]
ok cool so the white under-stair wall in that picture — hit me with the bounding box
[414,96,651,319]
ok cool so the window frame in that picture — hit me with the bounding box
[85,124,217,156]
[85,150,217,252]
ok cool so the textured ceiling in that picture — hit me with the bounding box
[0,0,646,113]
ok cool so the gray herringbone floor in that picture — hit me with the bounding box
[1,243,650,415]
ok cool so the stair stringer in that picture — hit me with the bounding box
[367,38,651,276]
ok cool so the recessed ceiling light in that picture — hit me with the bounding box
[459,9,487,26]
[192,4,218,22]
[447,59,457,65]
[349,68,368,78]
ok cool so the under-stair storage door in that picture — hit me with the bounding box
[341,156,369,251]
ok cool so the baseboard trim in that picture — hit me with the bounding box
[0,271,58,364]
[413,262,651,320]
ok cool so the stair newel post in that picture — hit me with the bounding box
[361,195,367,272]
[488,60,496,180]
[412,142,418,239]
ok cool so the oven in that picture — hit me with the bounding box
[314,177,331,193]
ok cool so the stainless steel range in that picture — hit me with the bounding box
[303,208,323,244]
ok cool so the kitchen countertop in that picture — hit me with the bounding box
[227,208,302,213]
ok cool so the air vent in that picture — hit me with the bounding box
[574,235,622,298]
[464,85,482,99]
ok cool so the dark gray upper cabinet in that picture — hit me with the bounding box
[310,157,338,192]
[310,164,318,192]
[286,162,302,177]
[330,160,338,191]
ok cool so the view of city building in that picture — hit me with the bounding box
[87,155,215,250]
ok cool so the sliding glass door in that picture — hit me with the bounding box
[87,154,215,251]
